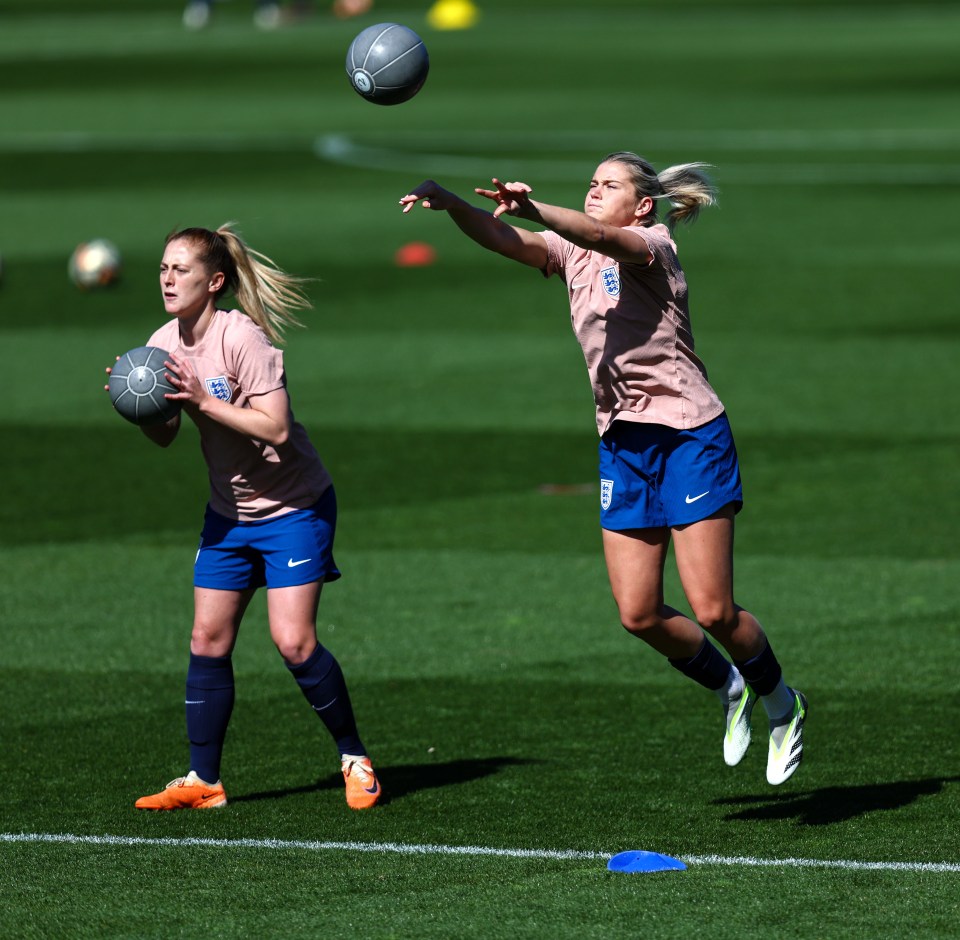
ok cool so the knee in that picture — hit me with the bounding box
[275,637,316,666]
[190,621,231,658]
[691,600,737,635]
[618,607,663,638]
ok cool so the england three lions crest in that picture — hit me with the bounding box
[600,479,615,511]
[600,266,621,297]
[205,375,233,402]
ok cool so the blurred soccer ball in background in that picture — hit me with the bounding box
[69,238,122,289]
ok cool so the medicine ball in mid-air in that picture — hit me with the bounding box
[346,23,429,105]
[108,346,181,426]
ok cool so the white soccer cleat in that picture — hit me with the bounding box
[767,690,807,785]
[723,684,757,766]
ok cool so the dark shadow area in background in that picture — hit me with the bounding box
[714,776,960,826]
[3,424,594,545]
[231,755,539,806]
[11,423,959,561]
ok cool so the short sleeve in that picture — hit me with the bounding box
[229,318,286,397]
[631,225,676,274]
[540,229,569,280]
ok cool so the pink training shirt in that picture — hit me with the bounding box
[148,309,332,521]
[541,223,724,436]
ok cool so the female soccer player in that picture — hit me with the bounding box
[106,224,381,810]
[400,154,807,785]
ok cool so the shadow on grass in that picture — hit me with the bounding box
[714,776,960,825]
[231,756,539,806]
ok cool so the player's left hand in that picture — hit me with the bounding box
[476,178,534,219]
[103,355,120,391]
[399,180,457,213]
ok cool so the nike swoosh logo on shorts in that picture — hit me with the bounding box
[685,491,710,504]
[287,558,312,568]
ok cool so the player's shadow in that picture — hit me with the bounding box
[713,775,960,825]
[231,755,538,806]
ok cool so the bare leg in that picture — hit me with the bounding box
[671,505,767,661]
[602,526,704,659]
[267,580,323,664]
[191,586,254,656]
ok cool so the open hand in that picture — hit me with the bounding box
[475,178,534,219]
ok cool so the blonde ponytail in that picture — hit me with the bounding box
[166,223,312,345]
[603,151,718,230]
[656,163,717,228]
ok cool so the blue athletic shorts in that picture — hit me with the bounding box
[194,486,342,590]
[598,413,743,530]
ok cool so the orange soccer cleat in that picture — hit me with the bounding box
[341,755,382,810]
[135,771,227,811]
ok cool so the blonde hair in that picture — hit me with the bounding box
[165,222,311,345]
[603,151,718,229]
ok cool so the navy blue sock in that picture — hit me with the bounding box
[669,636,732,692]
[735,641,783,696]
[185,653,235,784]
[287,644,365,757]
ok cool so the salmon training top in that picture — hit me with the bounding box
[541,223,725,436]
[148,309,331,521]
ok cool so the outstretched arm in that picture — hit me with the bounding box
[399,180,549,269]
[476,178,653,266]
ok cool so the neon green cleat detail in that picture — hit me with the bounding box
[767,690,807,785]
[724,684,757,766]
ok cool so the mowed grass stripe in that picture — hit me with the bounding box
[2,130,957,187]
[5,126,960,152]
[5,833,959,874]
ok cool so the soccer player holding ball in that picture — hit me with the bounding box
[400,154,806,785]
[105,224,381,811]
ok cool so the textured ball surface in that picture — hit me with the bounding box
[69,238,122,289]
[346,23,429,105]
[108,346,181,426]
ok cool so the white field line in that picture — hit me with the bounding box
[3,832,960,873]
[312,133,960,185]
[2,127,960,153]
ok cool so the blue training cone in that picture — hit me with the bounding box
[607,850,687,873]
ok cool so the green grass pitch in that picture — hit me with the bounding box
[1,0,959,936]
